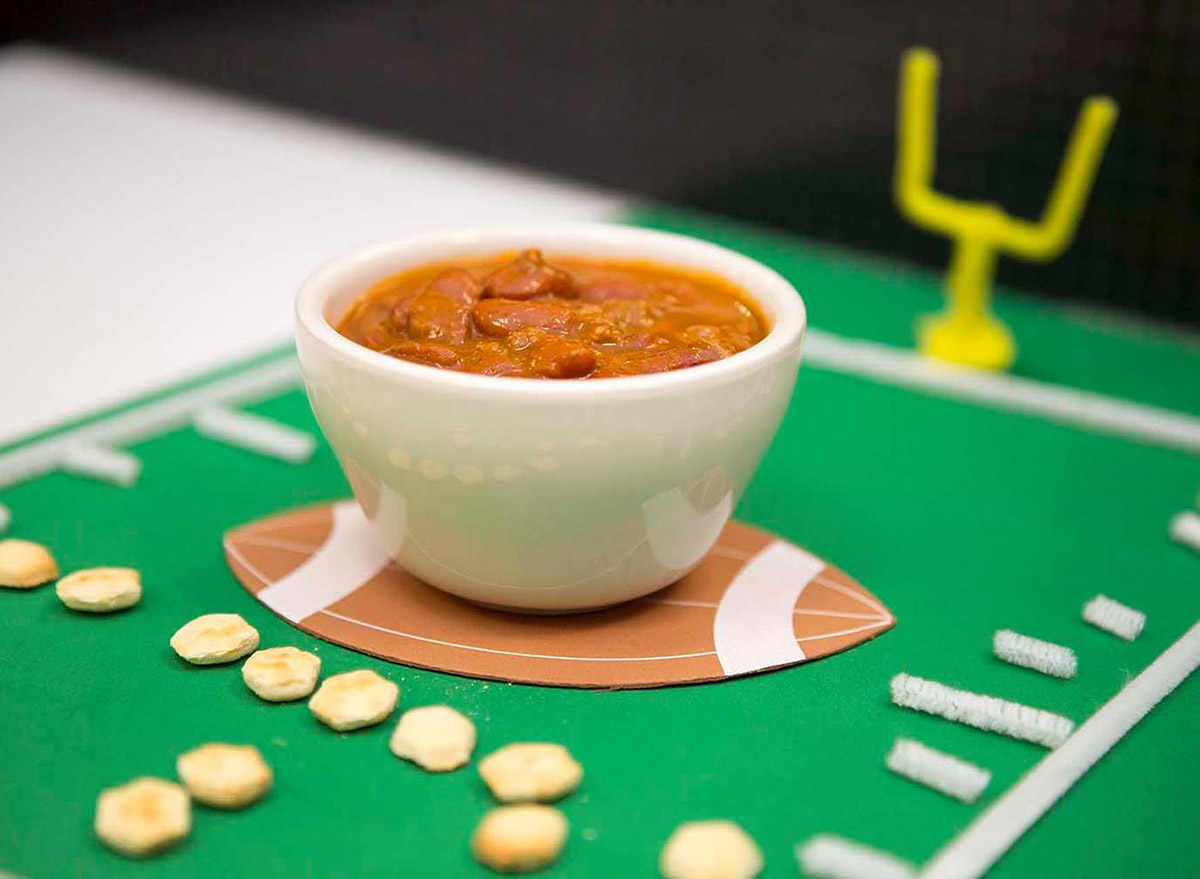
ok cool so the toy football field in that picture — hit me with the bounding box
[2,52,1200,879]
[3,207,1199,878]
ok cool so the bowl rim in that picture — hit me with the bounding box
[295,222,806,400]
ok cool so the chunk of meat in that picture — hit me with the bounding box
[482,250,575,301]
[529,339,597,379]
[473,299,582,337]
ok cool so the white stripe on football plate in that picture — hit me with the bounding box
[713,540,824,675]
[252,501,389,622]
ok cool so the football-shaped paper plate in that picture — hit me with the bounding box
[224,501,895,688]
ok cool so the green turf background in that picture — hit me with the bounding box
[1,208,1198,878]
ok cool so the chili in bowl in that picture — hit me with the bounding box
[336,248,770,379]
[295,224,806,612]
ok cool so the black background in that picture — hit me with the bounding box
[6,0,1198,326]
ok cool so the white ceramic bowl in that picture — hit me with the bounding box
[295,224,806,611]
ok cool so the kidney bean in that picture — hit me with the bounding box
[529,339,597,379]
[473,299,581,337]
[471,345,525,376]
[389,290,421,326]
[383,341,461,368]
[338,250,769,379]
[408,289,470,344]
[600,299,652,328]
[632,346,722,374]
[578,277,647,302]
[428,268,481,305]
[505,328,543,351]
[482,249,575,300]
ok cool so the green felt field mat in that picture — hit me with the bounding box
[1,207,1198,878]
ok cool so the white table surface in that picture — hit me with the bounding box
[0,46,618,446]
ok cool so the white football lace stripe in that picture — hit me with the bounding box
[993,630,1077,679]
[1168,510,1200,556]
[59,443,141,487]
[887,738,991,803]
[226,535,326,555]
[194,404,316,463]
[712,540,824,674]
[890,673,1074,748]
[920,616,1200,879]
[797,834,917,879]
[1082,595,1145,641]
[249,501,389,622]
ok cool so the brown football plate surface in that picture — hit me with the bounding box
[224,501,895,688]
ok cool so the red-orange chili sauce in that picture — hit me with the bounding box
[337,250,769,379]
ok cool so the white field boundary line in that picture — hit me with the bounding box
[0,357,301,490]
[919,615,1200,879]
[2,327,1197,492]
[804,330,1200,455]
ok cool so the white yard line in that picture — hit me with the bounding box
[804,330,1200,455]
[3,325,1198,495]
[919,616,1200,879]
[0,357,300,490]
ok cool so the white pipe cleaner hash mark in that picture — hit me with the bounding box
[0,501,9,534]
[797,834,916,879]
[59,444,141,487]
[921,617,1200,879]
[890,673,1074,748]
[1169,510,1200,556]
[193,405,315,464]
[993,630,1077,679]
[0,356,300,491]
[886,738,992,803]
[1083,595,1145,641]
